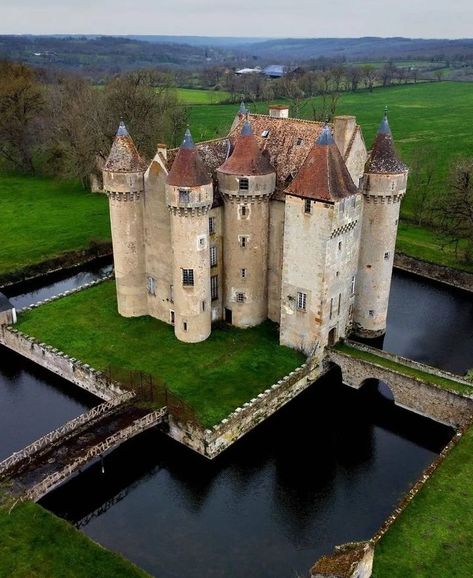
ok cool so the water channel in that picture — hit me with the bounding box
[1,264,472,577]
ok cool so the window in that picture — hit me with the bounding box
[182,269,194,286]
[211,275,218,301]
[330,298,333,319]
[209,216,216,235]
[352,196,356,208]
[179,189,190,204]
[169,284,174,303]
[241,268,247,278]
[297,291,307,311]
[146,276,156,296]
[202,300,206,312]
[336,271,340,277]
[384,251,390,260]
[210,246,217,267]
[337,293,341,315]
[338,241,342,251]
[183,321,188,331]
[368,309,374,317]
[170,310,175,325]
[296,137,303,146]
[304,199,311,214]
[198,235,206,249]
[239,178,249,191]
[351,275,356,296]
[339,199,345,214]
[239,236,248,248]
[236,292,246,303]
[240,205,248,218]
[261,129,270,138]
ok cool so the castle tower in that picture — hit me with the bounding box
[353,110,408,338]
[280,124,361,355]
[103,121,148,317]
[166,129,213,343]
[217,120,276,327]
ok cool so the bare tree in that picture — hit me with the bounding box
[361,64,377,92]
[408,146,438,226]
[0,60,45,173]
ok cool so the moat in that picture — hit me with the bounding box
[1,265,472,577]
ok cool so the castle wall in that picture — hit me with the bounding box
[167,183,213,343]
[354,172,407,338]
[104,171,147,318]
[280,194,362,355]
[143,159,173,323]
[268,199,285,323]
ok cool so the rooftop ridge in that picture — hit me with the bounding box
[248,113,326,126]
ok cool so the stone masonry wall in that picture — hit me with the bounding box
[329,345,473,428]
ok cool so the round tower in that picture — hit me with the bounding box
[103,121,148,317]
[353,110,408,338]
[217,119,276,327]
[166,129,213,343]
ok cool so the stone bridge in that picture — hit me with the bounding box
[327,340,473,428]
[0,393,167,502]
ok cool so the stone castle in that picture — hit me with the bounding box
[103,104,408,355]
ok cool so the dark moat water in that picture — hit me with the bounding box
[0,265,472,577]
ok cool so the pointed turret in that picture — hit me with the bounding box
[166,129,211,187]
[365,109,407,174]
[218,120,274,176]
[285,124,357,202]
[103,121,147,173]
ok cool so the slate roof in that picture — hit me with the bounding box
[0,292,14,313]
[365,111,408,174]
[166,129,212,187]
[103,122,148,173]
[217,120,275,176]
[285,125,358,203]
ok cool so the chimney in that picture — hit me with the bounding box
[157,143,168,161]
[269,105,289,119]
[333,116,356,158]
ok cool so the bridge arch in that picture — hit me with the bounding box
[358,378,395,403]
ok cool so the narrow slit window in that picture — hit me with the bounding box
[337,293,341,315]
[304,199,311,214]
[330,298,333,319]
[183,321,188,331]
[211,275,218,301]
[210,246,217,267]
[241,268,247,278]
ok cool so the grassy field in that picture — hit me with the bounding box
[373,425,473,578]
[0,176,111,279]
[16,280,305,427]
[0,501,149,578]
[334,342,473,396]
[176,87,231,104]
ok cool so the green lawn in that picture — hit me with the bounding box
[176,87,231,104]
[0,176,111,279]
[0,501,149,578]
[16,280,305,427]
[334,342,473,396]
[373,425,473,578]
[396,222,473,273]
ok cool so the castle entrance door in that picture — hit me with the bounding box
[225,308,233,324]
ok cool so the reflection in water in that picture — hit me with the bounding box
[41,374,452,578]
[386,270,473,373]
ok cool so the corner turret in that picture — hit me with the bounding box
[166,129,213,343]
[353,109,409,338]
[217,120,276,328]
[103,121,148,317]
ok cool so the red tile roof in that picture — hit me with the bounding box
[166,129,212,187]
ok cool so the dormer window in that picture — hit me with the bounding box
[239,178,249,191]
[261,130,270,138]
[296,137,303,145]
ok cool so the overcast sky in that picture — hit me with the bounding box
[1,0,471,38]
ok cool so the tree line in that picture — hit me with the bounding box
[0,61,187,187]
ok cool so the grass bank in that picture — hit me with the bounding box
[16,280,305,427]
[373,425,473,577]
[0,501,149,578]
[334,342,473,396]
[176,87,231,104]
[0,176,111,279]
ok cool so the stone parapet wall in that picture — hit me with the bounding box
[394,252,473,293]
[329,343,473,428]
[168,360,321,459]
[0,325,126,402]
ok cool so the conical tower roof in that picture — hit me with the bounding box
[285,124,357,202]
[365,110,408,174]
[103,121,148,173]
[166,129,212,187]
[218,120,274,176]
